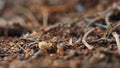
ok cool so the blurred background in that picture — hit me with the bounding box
[0,0,119,31]
[0,0,119,27]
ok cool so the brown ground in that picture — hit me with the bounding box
[0,0,120,68]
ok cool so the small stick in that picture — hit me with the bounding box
[27,41,38,46]
[25,50,43,62]
[85,16,101,28]
[41,9,49,27]
[0,54,11,57]
[99,3,120,39]
[102,11,113,39]
[85,6,112,28]
[82,28,95,50]
[94,23,107,29]
[105,11,113,26]
[45,23,61,31]
[112,32,120,53]
[75,36,82,44]
[17,43,31,55]
[59,19,79,32]
[109,23,120,36]
[85,3,116,28]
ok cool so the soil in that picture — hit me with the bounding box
[0,0,120,68]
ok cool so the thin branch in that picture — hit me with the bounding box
[0,54,11,57]
[82,28,95,50]
[85,16,101,28]
[102,11,113,39]
[41,9,49,27]
[109,23,120,36]
[45,23,61,31]
[85,3,118,28]
[27,41,38,46]
[99,3,120,40]
[94,23,107,29]
[103,23,120,40]
[112,32,120,53]
[85,6,112,28]
[75,37,82,44]
[17,43,31,55]
[59,19,79,32]
[25,50,43,62]
[105,11,113,26]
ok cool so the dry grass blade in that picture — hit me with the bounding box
[82,28,95,50]
[112,32,120,53]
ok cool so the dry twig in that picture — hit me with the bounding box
[59,19,79,32]
[109,23,120,36]
[45,23,61,31]
[17,43,31,55]
[101,10,113,40]
[75,37,82,44]
[41,8,49,27]
[85,16,101,28]
[105,11,113,26]
[25,50,43,62]
[85,3,119,28]
[82,28,95,50]
[0,54,11,57]
[112,32,120,53]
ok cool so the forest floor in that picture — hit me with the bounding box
[0,0,120,68]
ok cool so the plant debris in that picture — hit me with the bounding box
[0,0,120,68]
